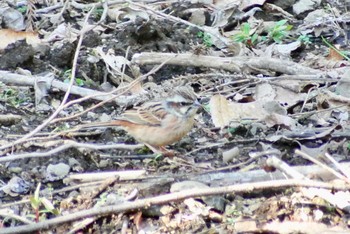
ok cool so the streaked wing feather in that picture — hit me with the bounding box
[119,101,165,126]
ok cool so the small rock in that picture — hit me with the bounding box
[293,0,321,15]
[105,193,126,206]
[2,176,30,196]
[7,166,22,174]
[98,160,109,168]
[46,163,70,181]
[203,196,226,212]
[222,147,239,163]
[87,111,97,119]
[99,113,112,122]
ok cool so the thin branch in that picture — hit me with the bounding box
[0,141,143,163]
[0,179,349,234]
[0,210,34,225]
[295,149,350,183]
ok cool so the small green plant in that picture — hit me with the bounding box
[95,192,108,207]
[347,142,350,151]
[233,20,294,46]
[1,88,15,99]
[51,123,70,132]
[63,69,85,86]
[63,69,72,81]
[267,20,292,43]
[225,204,241,225]
[75,78,85,86]
[0,88,28,107]
[29,183,60,222]
[144,153,164,167]
[232,23,259,46]
[322,36,350,61]
[298,34,312,45]
[93,7,104,18]
[137,145,153,155]
[197,31,213,47]
[154,153,164,161]
[17,6,27,14]
[227,127,238,135]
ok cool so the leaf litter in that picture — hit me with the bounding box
[1,0,350,233]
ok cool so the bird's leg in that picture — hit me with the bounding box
[145,144,176,157]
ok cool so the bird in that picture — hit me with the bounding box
[80,86,201,154]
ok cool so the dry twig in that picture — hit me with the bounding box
[0,141,143,163]
[0,179,348,234]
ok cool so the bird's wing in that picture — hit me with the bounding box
[119,101,166,126]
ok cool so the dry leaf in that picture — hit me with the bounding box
[264,113,297,129]
[184,198,210,216]
[255,83,276,101]
[209,94,235,128]
[94,46,134,82]
[213,0,240,9]
[273,41,301,58]
[273,80,307,107]
[327,46,343,61]
[303,53,350,69]
[240,0,267,10]
[44,23,78,43]
[230,101,267,120]
[209,95,270,127]
[108,6,149,23]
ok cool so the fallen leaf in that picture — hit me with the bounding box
[327,46,343,61]
[209,95,270,127]
[255,83,276,101]
[264,113,297,129]
[209,94,236,127]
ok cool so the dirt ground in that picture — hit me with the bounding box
[1,0,350,233]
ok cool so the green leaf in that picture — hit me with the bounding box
[242,23,250,34]
[197,31,204,38]
[34,183,41,201]
[41,198,55,212]
[251,34,259,44]
[75,78,85,86]
[17,6,27,14]
[30,183,42,210]
[30,196,41,210]
[276,19,287,26]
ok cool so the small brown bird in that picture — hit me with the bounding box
[82,86,200,154]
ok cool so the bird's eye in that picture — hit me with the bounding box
[179,102,188,106]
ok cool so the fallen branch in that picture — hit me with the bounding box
[192,162,350,186]
[0,179,348,234]
[295,149,350,183]
[132,52,322,75]
[0,71,120,103]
